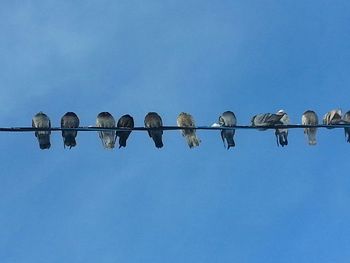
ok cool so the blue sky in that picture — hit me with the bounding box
[1,1,350,262]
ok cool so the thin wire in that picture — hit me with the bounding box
[0,124,350,132]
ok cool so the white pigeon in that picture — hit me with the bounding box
[96,112,116,149]
[302,110,318,145]
[32,112,51,149]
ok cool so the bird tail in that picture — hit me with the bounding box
[64,134,77,149]
[186,134,201,148]
[345,128,350,143]
[227,137,235,149]
[221,130,235,149]
[118,131,131,148]
[275,130,288,147]
[153,132,163,148]
[38,134,51,149]
[307,131,317,146]
[101,132,116,149]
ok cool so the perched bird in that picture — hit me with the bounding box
[251,113,285,130]
[323,109,342,126]
[32,112,51,149]
[301,110,318,145]
[177,112,201,148]
[275,110,289,147]
[218,111,237,149]
[251,110,289,147]
[116,114,134,148]
[96,112,116,149]
[144,112,163,148]
[61,112,80,149]
[343,110,350,143]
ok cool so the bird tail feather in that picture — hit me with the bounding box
[186,134,201,148]
[64,135,76,149]
[38,135,51,149]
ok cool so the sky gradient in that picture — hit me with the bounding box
[1,1,350,262]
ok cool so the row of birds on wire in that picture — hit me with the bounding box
[25,109,350,150]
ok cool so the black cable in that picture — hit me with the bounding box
[0,124,350,132]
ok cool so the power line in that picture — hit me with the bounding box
[1,124,350,132]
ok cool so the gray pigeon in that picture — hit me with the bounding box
[301,110,318,145]
[61,112,80,149]
[32,112,51,149]
[343,110,350,143]
[96,112,116,149]
[251,110,289,147]
[251,113,284,130]
[323,109,342,127]
[218,111,236,149]
[144,112,163,148]
[116,114,134,148]
[177,112,201,148]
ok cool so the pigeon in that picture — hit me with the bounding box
[343,110,350,143]
[177,112,201,148]
[218,111,236,149]
[144,112,163,148]
[61,112,80,149]
[323,109,342,127]
[116,114,134,148]
[96,112,116,149]
[275,110,289,147]
[251,110,289,147]
[301,110,318,145]
[251,113,285,130]
[32,112,51,149]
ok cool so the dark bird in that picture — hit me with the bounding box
[323,109,342,127]
[177,112,201,148]
[301,110,318,145]
[218,111,236,149]
[32,112,51,149]
[116,114,134,148]
[61,112,80,149]
[144,112,163,148]
[274,110,289,147]
[343,110,350,143]
[96,112,116,149]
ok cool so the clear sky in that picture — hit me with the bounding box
[1,1,350,262]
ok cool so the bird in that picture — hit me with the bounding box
[177,112,201,148]
[144,112,163,148]
[251,110,289,147]
[61,112,80,149]
[301,110,318,145]
[323,109,342,127]
[32,112,51,149]
[275,110,289,147]
[343,110,350,143]
[96,112,116,149]
[218,111,236,149]
[251,113,285,130]
[116,114,134,148]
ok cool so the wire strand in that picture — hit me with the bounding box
[1,124,350,132]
